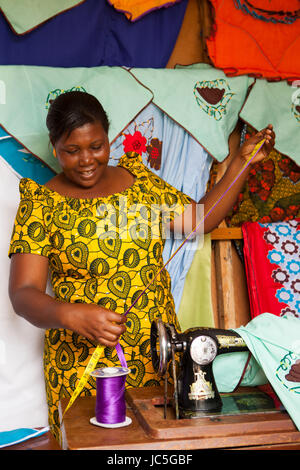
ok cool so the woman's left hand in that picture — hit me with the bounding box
[239,124,275,165]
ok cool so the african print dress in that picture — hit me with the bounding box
[8,152,191,440]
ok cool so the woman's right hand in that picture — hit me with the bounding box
[64,302,127,347]
[9,253,126,349]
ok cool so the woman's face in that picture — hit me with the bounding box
[54,121,110,189]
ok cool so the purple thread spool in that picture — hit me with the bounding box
[89,367,132,428]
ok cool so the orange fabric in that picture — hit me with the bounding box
[207,0,300,80]
[108,0,181,21]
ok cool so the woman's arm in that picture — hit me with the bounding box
[9,253,126,347]
[171,125,275,236]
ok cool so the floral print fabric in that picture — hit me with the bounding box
[225,125,300,227]
[242,219,300,320]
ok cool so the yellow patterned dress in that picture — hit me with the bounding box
[8,152,191,440]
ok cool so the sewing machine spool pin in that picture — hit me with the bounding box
[150,319,248,419]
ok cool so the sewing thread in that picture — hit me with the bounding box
[89,367,132,428]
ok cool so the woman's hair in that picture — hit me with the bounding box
[46,91,110,145]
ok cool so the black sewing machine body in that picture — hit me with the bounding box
[150,319,248,418]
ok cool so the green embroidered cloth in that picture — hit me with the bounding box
[214,313,300,430]
[240,79,300,166]
[130,64,254,162]
[213,350,268,392]
[0,66,152,173]
[236,313,300,430]
[0,0,85,34]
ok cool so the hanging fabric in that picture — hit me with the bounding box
[206,0,300,81]
[129,64,254,162]
[0,128,55,184]
[242,219,300,320]
[225,125,300,228]
[108,0,182,22]
[240,79,300,166]
[177,233,214,330]
[234,313,300,431]
[0,63,252,178]
[0,0,86,35]
[0,0,187,68]
[0,65,153,174]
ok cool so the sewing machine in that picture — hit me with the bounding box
[57,319,300,449]
[150,319,248,419]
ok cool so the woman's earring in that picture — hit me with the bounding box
[53,148,56,158]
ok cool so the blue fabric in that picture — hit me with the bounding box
[0,127,55,184]
[110,103,213,311]
[0,0,187,68]
[0,426,49,448]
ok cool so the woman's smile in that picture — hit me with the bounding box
[78,168,97,179]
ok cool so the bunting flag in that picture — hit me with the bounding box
[0,0,86,35]
[240,80,300,166]
[130,64,254,161]
[0,65,152,173]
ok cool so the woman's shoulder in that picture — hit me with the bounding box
[18,177,56,203]
[118,152,148,175]
[19,177,42,196]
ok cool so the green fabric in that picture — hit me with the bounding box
[213,351,268,393]
[130,64,254,162]
[0,65,152,173]
[0,0,85,34]
[234,313,300,430]
[177,234,215,331]
[240,79,300,166]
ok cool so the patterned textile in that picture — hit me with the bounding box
[108,0,182,21]
[242,219,300,319]
[8,152,191,440]
[206,0,300,80]
[225,125,300,228]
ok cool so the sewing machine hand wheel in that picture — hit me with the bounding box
[150,318,172,376]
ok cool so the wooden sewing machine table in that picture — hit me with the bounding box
[58,386,300,450]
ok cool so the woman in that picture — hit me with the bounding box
[8,91,274,440]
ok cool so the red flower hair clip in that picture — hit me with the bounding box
[123,131,147,155]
